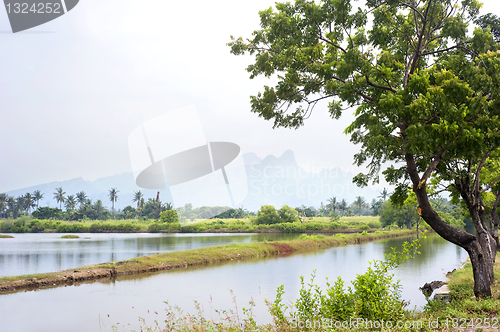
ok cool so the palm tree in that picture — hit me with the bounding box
[53,187,66,209]
[132,190,143,209]
[94,199,105,219]
[65,195,76,211]
[32,190,44,209]
[378,188,389,202]
[76,191,87,207]
[6,196,15,217]
[339,199,348,216]
[108,188,119,218]
[24,193,35,215]
[327,197,338,213]
[354,196,366,215]
[0,193,7,218]
[16,196,26,216]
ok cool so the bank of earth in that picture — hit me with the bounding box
[0,229,414,293]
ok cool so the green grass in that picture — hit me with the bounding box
[180,216,384,233]
[0,215,391,234]
[60,234,79,239]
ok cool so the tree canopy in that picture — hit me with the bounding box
[230,0,500,298]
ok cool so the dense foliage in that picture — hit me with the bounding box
[230,0,500,297]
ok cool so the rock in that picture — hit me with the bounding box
[420,280,445,297]
[433,284,451,302]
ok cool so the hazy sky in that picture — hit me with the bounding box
[1,0,499,193]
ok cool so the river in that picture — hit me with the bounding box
[0,232,300,277]
[0,232,468,331]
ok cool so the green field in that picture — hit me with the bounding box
[0,215,404,234]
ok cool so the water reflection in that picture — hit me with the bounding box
[0,233,299,277]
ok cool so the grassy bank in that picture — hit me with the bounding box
[0,229,414,293]
[0,215,398,234]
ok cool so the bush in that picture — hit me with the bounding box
[278,205,299,223]
[358,224,370,230]
[148,223,162,233]
[275,222,305,233]
[269,240,421,326]
[167,222,181,231]
[254,205,281,225]
[32,207,63,220]
[41,220,59,230]
[117,223,140,232]
[57,223,89,233]
[304,222,324,231]
[30,221,45,233]
[329,221,341,229]
[180,224,201,233]
[160,210,179,224]
[368,220,382,228]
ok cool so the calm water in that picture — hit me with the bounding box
[0,232,300,277]
[0,233,468,332]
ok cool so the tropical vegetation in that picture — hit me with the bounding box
[229,0,500,298]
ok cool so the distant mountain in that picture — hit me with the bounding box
[240,150,379,210]
[5,150,380,212]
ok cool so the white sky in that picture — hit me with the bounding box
[1,0,499,192]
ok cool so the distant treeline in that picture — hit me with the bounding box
[0,188,471,230]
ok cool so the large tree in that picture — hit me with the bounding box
[230,0,500,297]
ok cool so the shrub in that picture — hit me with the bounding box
[275,222,305,233]
[270,240,421,325]
[304,222,324,231]
[160,210,179,224]
[299,234,310,240]
[148,223,162,233]
[254,205,281,225]
[41,220,59,230]
[278,205,299,223]
[358,224,370,230]
[57,223,89,233]
[329,221,341,229]
[368,220,382,228]
[180,224,201,233]
[117,223,140,232]
[1,220,14,233]
[167,222,181,231]
[30,221,45,233]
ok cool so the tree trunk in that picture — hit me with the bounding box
[406,153,493,298]
[456,178,496,283]
[415,191,493,297]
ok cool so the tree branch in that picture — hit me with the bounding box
[319,36,347,54]
[365,76,397,93]
[401,2,426,22]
